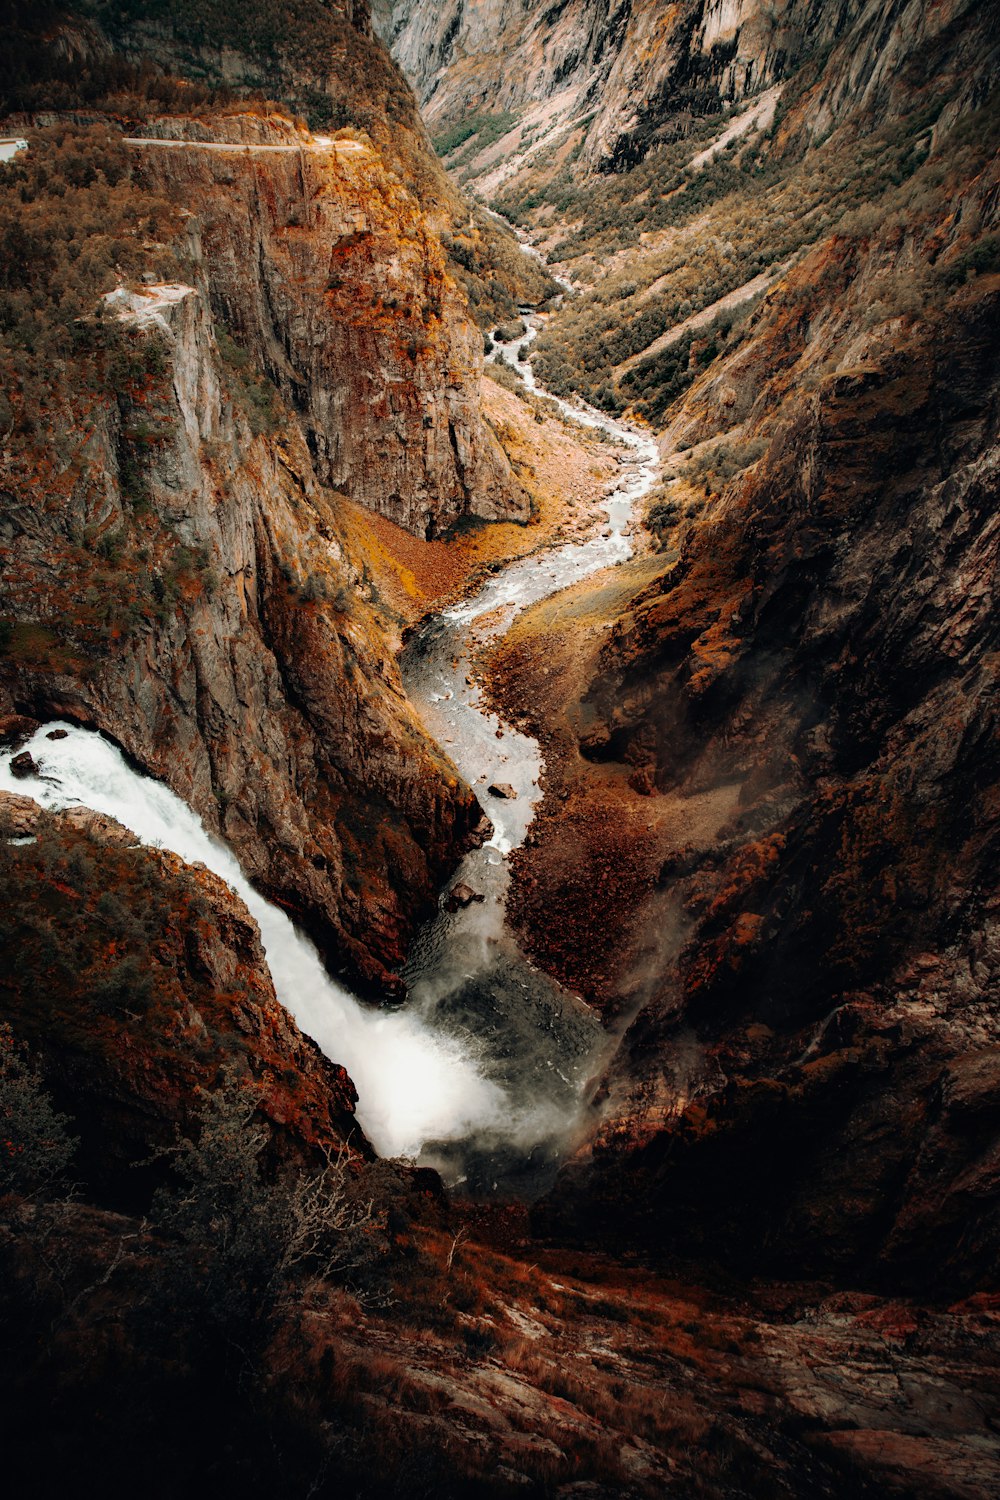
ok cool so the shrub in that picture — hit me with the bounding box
[146,1071,379,1362]
[0,1025,77,1198]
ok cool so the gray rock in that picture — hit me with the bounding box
[446,881,485,912]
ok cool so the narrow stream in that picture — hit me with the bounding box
[0,319,659,1197]
[400,313,659,1192]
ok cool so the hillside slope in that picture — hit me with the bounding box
[462,1,1000,1289]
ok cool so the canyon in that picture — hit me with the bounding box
[2,0,1000,1496]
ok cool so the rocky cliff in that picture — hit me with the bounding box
[0,0,553,996]
[71,0,556,321]
[385,0,994,182]
[0,102,507,998]
[129,120,523,536]
[2,238,495,994]
[529,196,1000,1290]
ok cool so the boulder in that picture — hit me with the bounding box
[0,714,39,748]
[0,790,40,839]
[488,782,517,800]
[446,882,485,912]
[10,751,37,778]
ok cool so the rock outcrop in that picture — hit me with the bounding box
[130,122,525,536]
[385,0,996,175]
[497,137,1000,1290]
[0,792,364,1207]
[0,0,540,996]
[0,206,487,996]
[441,0,1000,1293]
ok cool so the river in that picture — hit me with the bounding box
[0,321,659,1196]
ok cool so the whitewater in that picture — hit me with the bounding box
[0,323,658,1180]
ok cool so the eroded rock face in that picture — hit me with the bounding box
[0,266,485,996]
[131,124,525,537]
[508,149,1000,1290]
[0,794,365,1208]
[385,0,993,170]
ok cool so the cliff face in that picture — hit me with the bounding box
[75,0,555,322]
[497,136,1000,1288]
[0,791,363,1207]
[382,0,633,127]
[130,122,524,537]
[443,0,1000,1290]
[0,164,490,996]
[0,0,547,997]
[385,0,992,176]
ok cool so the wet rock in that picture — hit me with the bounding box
[489,782,518,800]
[46,729,69,741]
[0,801,368,1203]
[0,714,39,748]
[3,265,491,997]
[468,812,495,847]
[61,807,139,847]
[10,751,37,778]
[446,882,485,912]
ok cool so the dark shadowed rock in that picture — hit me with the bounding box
[0,715,39,748]
[446,881,484,912]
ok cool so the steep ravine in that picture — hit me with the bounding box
[401,317,660,1189]
[1,331,660,1192]
[489,149,1000,1292]
[374,0,1000,1301]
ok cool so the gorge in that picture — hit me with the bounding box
[2,1,1000,1497]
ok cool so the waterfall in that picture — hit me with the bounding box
[0,324,659,1189]
[0,724,506,1161]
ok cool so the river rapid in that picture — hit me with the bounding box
[0,317,659,1197]
[401,311,659,1190]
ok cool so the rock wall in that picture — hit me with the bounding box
[1,0,542,997]
[527,149,1000,1290]
[131,122,525,537]
[0,258,489,996]
[384,0,994,170]
[0,791,365,1208]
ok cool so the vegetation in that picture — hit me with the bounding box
[432,110,520,161]
[442,207,555,329]
[0,0,242,116]
[144,1072,380,1362]
[87,0,448,211]
[0,125,181,374]
[490,76,1000,428]
[0,1025,77,1198]
[215,323,283,435]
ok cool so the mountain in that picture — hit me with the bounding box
[381,0,1000,1289]
[382,0,991,172]
[3,2,1000,1496]
[0,0,550,998]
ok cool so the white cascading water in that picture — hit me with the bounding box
[0,724,506,1160]
[0,303,660,1181]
